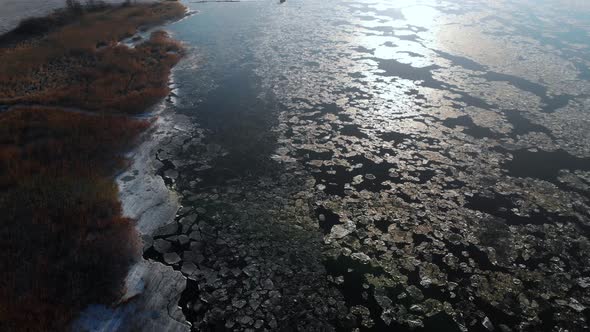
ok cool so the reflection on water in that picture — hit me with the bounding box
[145,0,590,330]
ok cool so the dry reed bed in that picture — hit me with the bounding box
[0,107,149,331]
[0,1,186,113]
[0,1,186,330]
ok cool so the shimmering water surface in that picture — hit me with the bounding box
[146,0,590,331]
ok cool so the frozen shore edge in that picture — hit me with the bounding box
[73,103,191,332]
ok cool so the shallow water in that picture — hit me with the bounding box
[125,0,590,330]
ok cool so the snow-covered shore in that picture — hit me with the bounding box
[73,103,191,332]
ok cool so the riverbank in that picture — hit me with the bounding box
[74,105,194,332]
[0,0,156,36]
[0,1,188,330]
[0,1,185,112]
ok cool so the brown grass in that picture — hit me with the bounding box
[0,1,186,113]
[0,107,150,331]
[0,1,187,330]
[0,107,151,186]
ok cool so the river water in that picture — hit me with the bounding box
[142,0,590,331]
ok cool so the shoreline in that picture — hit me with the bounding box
[74,100,192,332]
[0,1,192,330]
